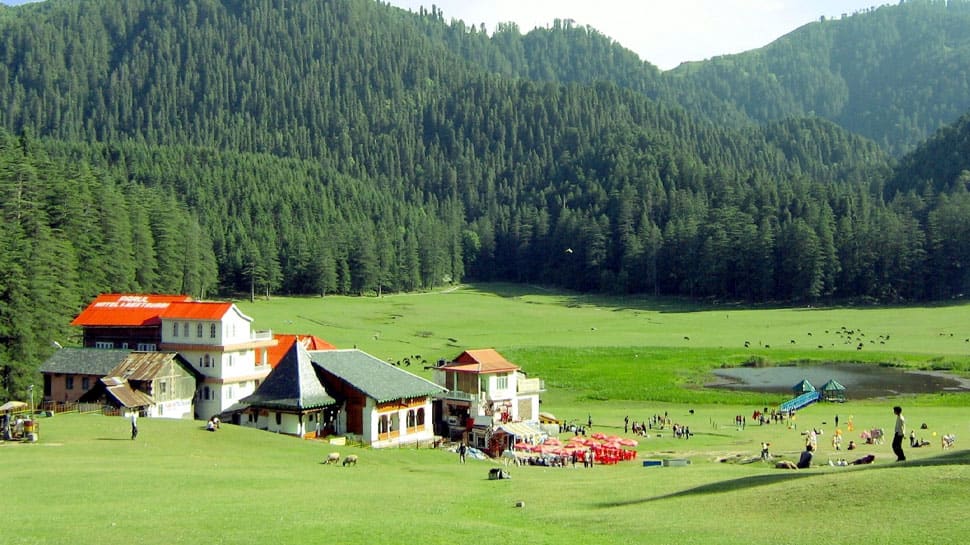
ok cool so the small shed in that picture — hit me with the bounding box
[820,379,846,402]
[792,379,816,396]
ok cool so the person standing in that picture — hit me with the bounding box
[129,411,139,440]
[892,406,906,462]
[458,442,467,464]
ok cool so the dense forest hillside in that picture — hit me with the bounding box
[1,0,970,398]
[666,0,970,155]
[418,0,970,156]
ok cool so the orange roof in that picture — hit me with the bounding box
[447,349,519,374]
[267,334,336,368]
[71,294,193,327]
[161,301,234,321]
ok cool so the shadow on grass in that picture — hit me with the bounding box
[597,449,970,508]
[96,437,133,441]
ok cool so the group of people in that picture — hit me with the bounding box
[777,405,910,469]
[624,413,693,439]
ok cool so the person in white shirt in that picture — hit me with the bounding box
[891,406,905,462]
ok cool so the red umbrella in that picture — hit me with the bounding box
[620,438,639,447]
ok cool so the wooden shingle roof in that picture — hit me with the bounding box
[105,352,201,382]
[39,348,132,375]
[310,349,445,403]
[240,342,336,410]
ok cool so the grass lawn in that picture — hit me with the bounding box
[3,408,967,545]
[4,283,969,544]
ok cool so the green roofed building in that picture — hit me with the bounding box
[310,349,445,448]
[820,379,847,402]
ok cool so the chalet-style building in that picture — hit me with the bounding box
[309,349,445,448]
[433,349,544,449]
[79,352,200,419]
[40,348,133,403]
[70,293,277,420]
[237,342,337,437]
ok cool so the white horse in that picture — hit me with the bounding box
[501,449,522,466]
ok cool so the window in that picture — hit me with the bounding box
[136,343,156,351]
[173,322,179,337]
[407,410,416,428]
[210,323,217,338]
[203,386,210,400]
[197,323,203,337]
[160,381,167,394]
[203,354,211,368]
[275,412,282,426]
[121,343,129,349]
[183,323,189,337]
[95,341,114,349]
[496,375,509,390]
[66,376,74,390]
[82,377,90,390]
[416,407,425,426]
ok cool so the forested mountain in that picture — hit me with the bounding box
[665,0,970,156]
[418,0,970,156]
[1,0,970,399]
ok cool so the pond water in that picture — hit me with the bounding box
[707,364,970,400]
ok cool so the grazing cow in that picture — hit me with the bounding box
[343,454,358,466]
[325,452,341,464]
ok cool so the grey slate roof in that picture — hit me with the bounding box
[309,349,445,403]
[39,348,132,375]
[240,342,336,411]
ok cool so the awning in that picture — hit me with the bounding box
[494,421,544,441]
[0,401,28,412]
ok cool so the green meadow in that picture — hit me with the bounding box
[4,283,969,545]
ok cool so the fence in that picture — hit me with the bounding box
[38,401,119,416]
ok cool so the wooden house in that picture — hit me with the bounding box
[309,349,445,448]
[79,352,200,418]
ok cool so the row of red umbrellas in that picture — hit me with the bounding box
[514,433,638,454]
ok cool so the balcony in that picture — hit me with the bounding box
[252,330,273,341]
[436,390,475,402]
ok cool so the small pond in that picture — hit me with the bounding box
[707,363,970,399]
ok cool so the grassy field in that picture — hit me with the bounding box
[4,283,970,544]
